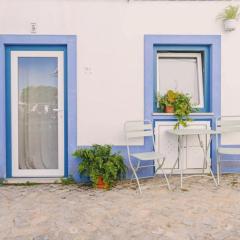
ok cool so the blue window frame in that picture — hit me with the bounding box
[153,45,210,113]
[144,35,221,174]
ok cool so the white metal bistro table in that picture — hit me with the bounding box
[167,128,218,188]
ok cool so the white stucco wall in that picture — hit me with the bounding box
[0,0,239,145]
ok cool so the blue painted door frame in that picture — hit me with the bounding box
[5,45,68,177]
[0,35,77,180]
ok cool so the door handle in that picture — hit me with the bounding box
[53,109,64,112]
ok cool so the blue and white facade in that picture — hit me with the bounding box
[0,0,239,181]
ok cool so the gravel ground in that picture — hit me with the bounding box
[1,174,240,240]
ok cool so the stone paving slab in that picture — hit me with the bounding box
[1,175,240,240]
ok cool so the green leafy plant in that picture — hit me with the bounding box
[73,145,126,189]
[158,90,197,129]
[217,5,240,20]
[60,175,76,185]
[157,89,177,108]
[0,178,4,186]
[174,92,196,129]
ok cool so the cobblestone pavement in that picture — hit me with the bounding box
[1,175,240,240]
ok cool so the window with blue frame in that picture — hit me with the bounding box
[154,45,210,113]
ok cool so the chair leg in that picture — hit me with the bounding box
[157,157,171,191]
[131,161,140,182]
[127,154,142,193]
[129,162,142,194]
[132,168,142,194]
[161,168,171,190]
[217,154,221,185]
[170,158,178,176]
[156,157,165,171]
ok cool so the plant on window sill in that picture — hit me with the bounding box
[217,5,240,31]
[157,90,198,129]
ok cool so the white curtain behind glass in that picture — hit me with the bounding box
[18,57,58,169]
[158,57,200,106]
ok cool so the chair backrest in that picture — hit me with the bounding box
[216,116,240,146]
[124,120,155,152]
[216,116,240,133]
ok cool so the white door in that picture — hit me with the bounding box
[11,51,64,177]
[155,121,211,174]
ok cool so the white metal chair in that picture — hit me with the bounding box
[124,120,171,193]
[216,116,240,185]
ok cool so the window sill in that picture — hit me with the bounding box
[152,112,214,116]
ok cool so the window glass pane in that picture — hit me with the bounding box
[18,57,58,169]
[157,53,203,108]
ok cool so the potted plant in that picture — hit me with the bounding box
[218,5,240,31]
[73,144,126,189]
[157,90,177,113]
[158,90,196,129]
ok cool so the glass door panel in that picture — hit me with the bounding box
[11,51,64,177]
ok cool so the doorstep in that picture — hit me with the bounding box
[4,178,62,184]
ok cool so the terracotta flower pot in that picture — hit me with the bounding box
[165,106,174,113]
[96,176,108,189]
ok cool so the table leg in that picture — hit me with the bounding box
[179,136,184,189]
[209,167,218,186]
[197,134,217,186]
[170,136,180,176]
[197,135,206,173]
